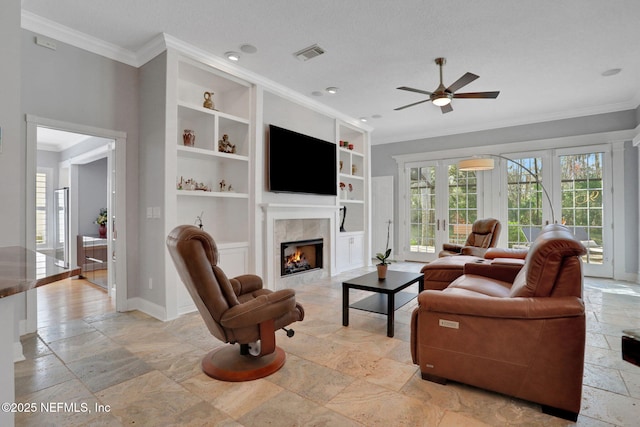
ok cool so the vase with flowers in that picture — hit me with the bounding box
[95,208,108,238]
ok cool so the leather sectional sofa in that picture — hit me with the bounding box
[411,224,587,421]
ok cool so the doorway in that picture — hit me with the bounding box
[25,116,127,327]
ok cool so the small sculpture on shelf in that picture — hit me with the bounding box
[177,176,211,191]
[203,91,215,110]
[339,182,346,199]
[352,164,357,175]
[218,134,236,153]
[195,212,204,229]
[219,180,226,191]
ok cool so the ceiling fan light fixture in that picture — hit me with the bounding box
[432,94,451,107]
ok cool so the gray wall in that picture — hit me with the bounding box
[78,158,108,235]
[21,29,140,298]
[0,0,23,246]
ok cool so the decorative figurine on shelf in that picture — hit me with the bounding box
[219,179,226,192]
[203,91,215,110]
[352,164,357,175]
[339,160,343,172]
[227,184,235,193]
[195,212,204,229]
[339,182,346,199]
[183,129,195,147]
[339,206,347,232]
[218,134,236,153]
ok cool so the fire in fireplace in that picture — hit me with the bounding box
[281,238,323,276]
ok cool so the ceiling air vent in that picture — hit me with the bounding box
[294,44,325,61]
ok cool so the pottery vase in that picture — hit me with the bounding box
[183,129,195,147]
[377,264,388,280]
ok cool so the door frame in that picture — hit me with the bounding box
[25,115,128,331]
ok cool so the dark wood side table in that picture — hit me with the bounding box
[342,270,424,337]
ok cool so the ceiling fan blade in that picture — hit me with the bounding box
[397,86,433,96]
[394,99,431,111]
[440,104,453,114]
[446,72,479,93]
[453,91,500,99]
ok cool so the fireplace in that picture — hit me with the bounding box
[280,238,323,277]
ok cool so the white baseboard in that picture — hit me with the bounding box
[126,297,167,321]
[178,302,197,316]
[13,342,25,363]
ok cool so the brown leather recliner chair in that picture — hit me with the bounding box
[439,218,501,257]
[411,224,587,421]
[167,225,304,381]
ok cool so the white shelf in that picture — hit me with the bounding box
[177,101,250,125]
[177,145,249,162]
[339,173,364,181]
[176,190,249,199]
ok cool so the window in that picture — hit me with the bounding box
[36,172,47,246]
[506,157,544,248]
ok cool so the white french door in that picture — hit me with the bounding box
[554,146,612,277]
[401,160,482,262]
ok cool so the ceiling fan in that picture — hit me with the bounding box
[395,57,499,114]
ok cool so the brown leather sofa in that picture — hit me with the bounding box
[439,218,501,257]
[411,224,587,420]
[167,225,304,381]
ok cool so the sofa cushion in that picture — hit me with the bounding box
[446,274,512,298]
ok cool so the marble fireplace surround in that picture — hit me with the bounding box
[261,204,338,289]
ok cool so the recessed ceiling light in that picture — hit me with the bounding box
[325,87,339,94]
[359,117,368,122]
[311,91,323,97]
[225,51,241,61]
[240,44,257,54]
[602,68,622,77]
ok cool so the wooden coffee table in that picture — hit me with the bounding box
[342,270,424,337]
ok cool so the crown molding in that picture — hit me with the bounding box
[19,12,370,133]
[21,11,138,67]
[374,100,639,146]
[159,34,372,132]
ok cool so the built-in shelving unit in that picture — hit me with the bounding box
[173,57,252,249]
[336,122,369,272]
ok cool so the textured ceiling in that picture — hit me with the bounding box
[21,0,640,145]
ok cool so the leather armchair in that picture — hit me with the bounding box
[166,225,304,381]
[411,224,587,420]
[439,218,501,257]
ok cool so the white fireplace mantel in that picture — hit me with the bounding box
[260,203,339,289]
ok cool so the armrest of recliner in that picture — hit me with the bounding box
[220,289,297,329]
[230,274,263,295]
[418,291,585,319]
[442,243,463,253]
[463,261,523,283]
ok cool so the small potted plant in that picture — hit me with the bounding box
[376,220,393,280]
[95,208,108,238]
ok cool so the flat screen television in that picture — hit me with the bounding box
[268,124,337,196]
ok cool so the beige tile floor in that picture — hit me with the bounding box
[14,263,640,426]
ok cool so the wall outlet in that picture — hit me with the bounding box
[148,277,153,289]
[439,319,459,329]
[35,36,57,50]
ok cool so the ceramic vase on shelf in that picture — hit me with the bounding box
[98,224,107,238]
[183,129,195,147]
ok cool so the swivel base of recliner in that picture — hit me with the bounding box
[201,345,286,382]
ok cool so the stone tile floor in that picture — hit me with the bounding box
[14,262,640,426]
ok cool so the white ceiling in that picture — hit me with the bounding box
[21,0,640,145]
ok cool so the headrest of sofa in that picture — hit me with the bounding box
[509,224,587,298]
